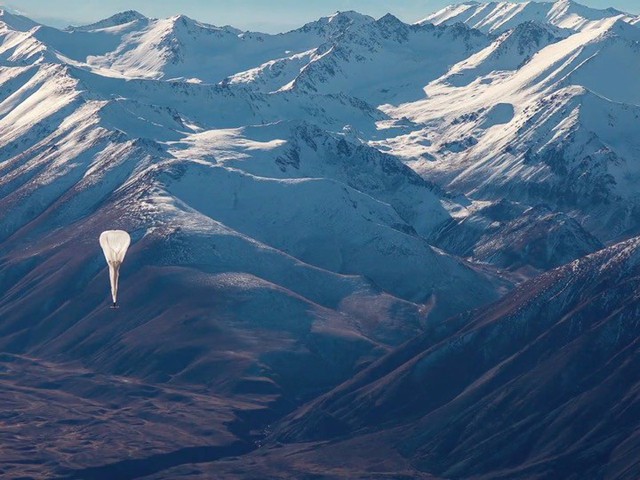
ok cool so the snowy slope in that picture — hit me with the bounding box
[167,120,449,236]
[231,16,491,104]
[423,0,638,34]
[163,163,493,308]
[224,48,317,93]
[442,20,570,86]
[379,16,640,240]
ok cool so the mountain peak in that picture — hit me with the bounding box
[71,10,147,31]
[162,13,241,37]
[115,10,147,21]
[326,10,371,23]
[295,10,374,36]
[374,13,409,37]
[551,0,620,10]
[377,13,404,25]
[169,13,193,23]
[549,0,628,22]
[167,13,197,29]
[598,16,640,41]
[0,8,40,31]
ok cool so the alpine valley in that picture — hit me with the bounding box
[0,1,639,478]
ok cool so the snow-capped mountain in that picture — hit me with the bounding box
[440,20,570,84]
[424,0,638,34]
[1,1,639,478]
[380,15,640,241]
[1,8,376,82]
[68,10,149,31]
[76,11,373,82]
[228,16,491,104]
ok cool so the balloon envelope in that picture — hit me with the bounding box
[99,230,131,304]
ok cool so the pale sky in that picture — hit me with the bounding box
[2,0,638,32]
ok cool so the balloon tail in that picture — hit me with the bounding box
[109,262,121,304]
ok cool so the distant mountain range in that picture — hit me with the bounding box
[1,1,640,478]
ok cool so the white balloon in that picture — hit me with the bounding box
[99,230,131,305]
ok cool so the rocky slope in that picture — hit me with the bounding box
[271,236,640,479]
